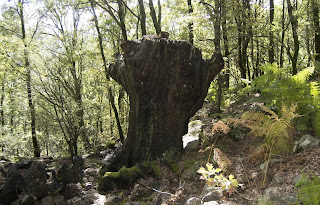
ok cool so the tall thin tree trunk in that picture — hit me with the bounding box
[0,78,4,138]
[287,0,299,75]
[214,0,221,52]
[312,0,320,67]
[187,0,194,44]
[221,0,230,87]
[280,0,286,67]
[117,0,128,41]
[71,60,89,149]
[90,2,125,143]
[149,0,161,34]
[18,0,40,157]
[269,0,275,63]
[157,0,161,29]
[306,0,312,67]
[138,0,147,35]
[237,21,245,79]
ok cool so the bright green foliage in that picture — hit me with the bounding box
[295,173,320,205]
[239,104,300,154]
[249,64,320,136]
[250,63,290,92]
[197,163,239,194]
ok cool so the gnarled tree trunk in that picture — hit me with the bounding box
[109,39,223,166]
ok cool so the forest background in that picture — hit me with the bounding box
[0,0,319,159]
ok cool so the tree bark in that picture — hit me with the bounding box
[109,39,224,166]
[287,0,299,74]
[138,0,147,36]
[18,0,40,157]
[312,0,320,68]
[149,0,161,34]
[187,0,194,45]
[90,1,125,143]
[280,0,286,67]
[214,0,221,53]
[269,0,275,63]
[0,77,4,138]
[117,0,128,41]
[221,0,230,86]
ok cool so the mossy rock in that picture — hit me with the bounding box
[149,161,161,178]
[98,164,143,191]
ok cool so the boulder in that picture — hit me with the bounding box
[183,120,204,152]
[264,187,296,204]
[98,165,143,191]
[105,195,124,204]
[198,184,223,205]
[23,160,50,199]
[57,156,84,185]
[185,197,202,205]
[0,163,24,204]
[293,135,320,153]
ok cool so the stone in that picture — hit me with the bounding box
[185,197,202,205]
[23,160,50,199]
[125,202,141,205]
[57,156,84,185]
[269,173,286,187]
[61,183,82,200]
[185,140,200,152]
[17,194,36,205]
[66,197,86,205]
[293,135,320,153]
[84,167,99,176]
[265,187,281,197]
[260,159,282,171]
[202,191,222,202]
[183,120,203,150]
[81,191,106,205]
[0,163,24,204]
[203,201,219,205]
[105,195,124,204]
[98,165,143,191]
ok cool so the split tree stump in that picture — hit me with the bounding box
[109,39,224,166]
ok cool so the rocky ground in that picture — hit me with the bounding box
[0,99,319,205]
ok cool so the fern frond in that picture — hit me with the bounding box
[259,105,279,120]
[212,120,230,135]
[310,82,320,98]
[292,67,314,84]
[229,103,300,154]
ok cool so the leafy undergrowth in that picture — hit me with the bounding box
[2,98,319,204]
[95,99,320,204]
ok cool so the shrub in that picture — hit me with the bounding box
[295,173,320,205]
[197,163,239,196]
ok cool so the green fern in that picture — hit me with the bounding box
[249,64,320,137]
[295,173,320,205]
[230,104,300,154]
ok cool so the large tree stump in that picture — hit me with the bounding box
[109,39,224,167]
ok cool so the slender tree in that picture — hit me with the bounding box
[0,75,4,138]
[287,0,299,74]
[149,0,161,34]
[279,0,286,67]
[269,0,275,63]
[18,0,40,157]
[187,0,194,44]
[311,0,320,67]
[138,0,147,36]
[90,1,125,143]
